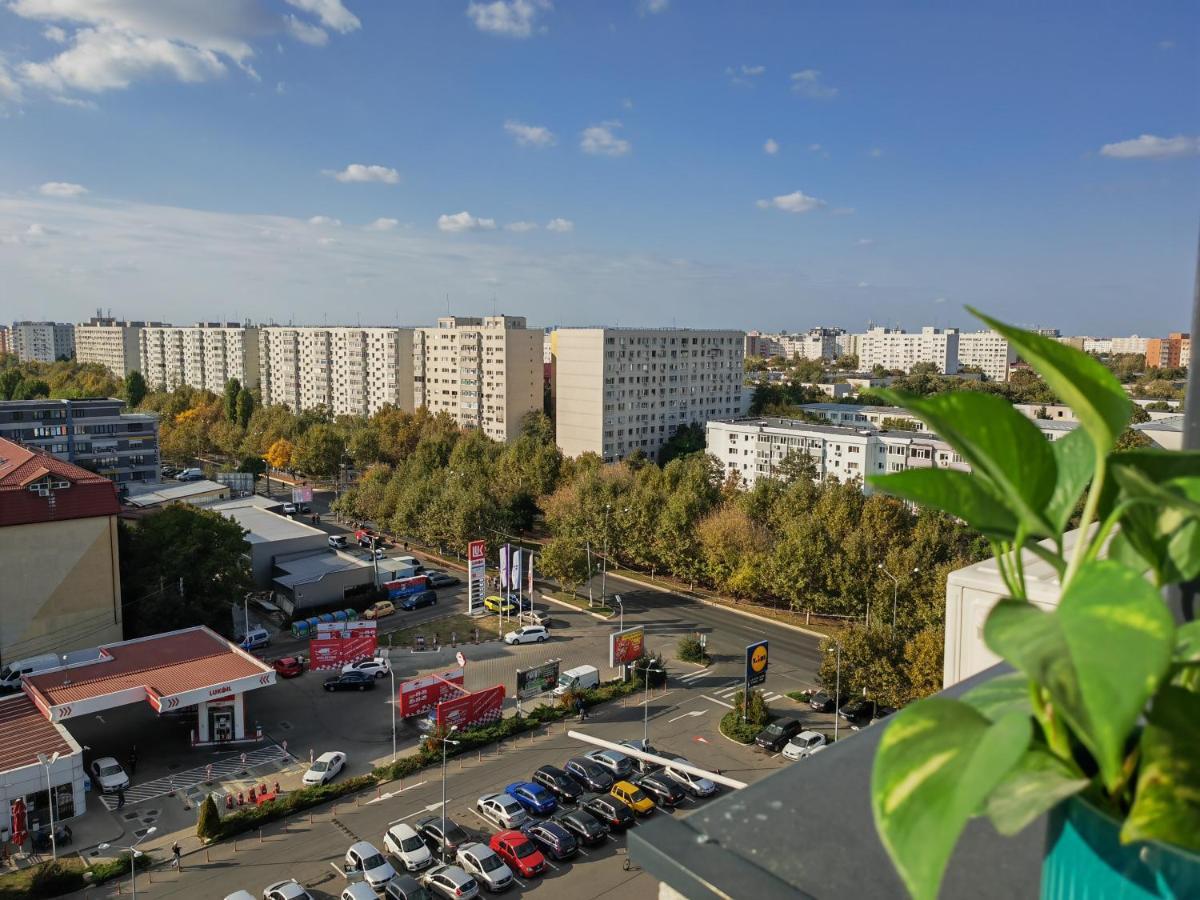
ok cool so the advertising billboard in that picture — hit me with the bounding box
[516,659,561,700]
[745,640,769,687]
[309,620,377,670]
[398,668,466,718]
[608,625,646,667]
[291,485,314,504]
[436,684,506,731]
[468,540,486,613]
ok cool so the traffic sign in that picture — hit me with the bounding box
[745,640,768,687]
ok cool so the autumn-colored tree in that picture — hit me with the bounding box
[265,437,295,471]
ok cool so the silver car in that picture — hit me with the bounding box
[665,761,719,797]
[476,793,527,830]
[584,748,635,778]
[421,865,479,900]
[456,843,514,893]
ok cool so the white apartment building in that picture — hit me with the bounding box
[857,326,960,374]
[553,327,746,462]
[956,330,1016,381]
[1083,337,1113,355]
[836,331,860,360]
[1111,336,1148,355]
[745,327,844,361]
[745,331,785,359]
[75,316,162,378]
[259,326,414,417]
[413,316,542,442]
[10,321,74,363]
[139,324,260,393]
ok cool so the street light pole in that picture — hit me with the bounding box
[600,504,611,604]
[389,666,397,762]
[35,751,61,860]
[440,726,460,862]
[827,643,842,743]
[637,657,654,744]
[877,564,919,633]
[99,826,156,900]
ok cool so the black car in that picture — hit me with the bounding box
[840,699,878,726]
[324,670,376,692]
[581,795,636,831]
[809,691,839,713]
[532,765,582,804]
[755,717,803,752]
[564,757,614,792]
[631,772,687,808]
[415,816,470,861]
[555,808,608,845]
[522,821,578,860]
[401,590,438,611]
[425,570,461,588]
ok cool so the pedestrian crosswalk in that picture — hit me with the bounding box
[97,745,290,810]
[711,683,785,703]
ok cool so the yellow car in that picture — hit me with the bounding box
[610,780,655,816]
[484,595,518,615]
[362,600,396,620]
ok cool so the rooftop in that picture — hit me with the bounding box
[208,499,326,543]
[0,437,120,527]
[273,551,371,588]
[0,694,76,772]
[124,479,230,507]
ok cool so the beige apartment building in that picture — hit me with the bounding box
[74,316,163,378]
[956,330,1015,381]
[552,327,746,462]
[258,326,415,417]
[413,316,542,442]
[139,323,260,392]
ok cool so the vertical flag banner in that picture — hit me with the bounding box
[499,544,511,591]
[511,549,522,599]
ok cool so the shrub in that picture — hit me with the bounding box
[196,794,220,841]
[28,860,85,898]
[631,651,669,688]
[719,711,762,744]
[731,688,769,727]
[677,634,709,664]
[88,852,153,884]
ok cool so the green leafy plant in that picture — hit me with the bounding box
[677,634,710,664]
[196,793,220,841]
[867,310,1200,900]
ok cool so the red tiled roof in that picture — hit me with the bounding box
[0,437,120,527]
[0,694,73,771]
[26,628,271,707]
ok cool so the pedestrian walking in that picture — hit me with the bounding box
[171,841,182,870]
[576,697,587,722]
[128,745,138,776]
[116,787,126,809]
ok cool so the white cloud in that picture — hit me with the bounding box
[621,97,634,110]
[581,121,631,156]
[43,25,67,43]
[1099,134,1200,160]
[505,221,538,232]
[308,215,341,226]
[365,218,399,231]
[316,236,337,246]
[40,181,88,197]
[790,69,838,100]
[283,0,361,34]
[325,164,401,184]
[546,217,573,232]
[933,296,947,304]
[284,15,328,47]
[756,190,826,214]
[0,57,22,106]
[763,138,779,156]
[808,143,822,152]
[856,238,874,246]
[438,211,497,233]
[726,63,765,86]
[504,120,556,147]
[466,0,552,38]
[641,0,670,13]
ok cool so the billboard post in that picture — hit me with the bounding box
[744,640,769,723]
[468,540,486,615]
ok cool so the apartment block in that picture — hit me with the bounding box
[259,326,415,417]
[139,324,260,393]
[956,330,1016,381]
[857,326,959,374]
[745,332,785,358]
[1111,336,1148,355]
[413,316,541,442]
[1145,332,1191,369]
[745,328,845,361]
[75,316,163,378]
[10,321,75,363]
[553,327,746,462]
[0,325,9,357]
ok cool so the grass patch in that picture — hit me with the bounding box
[381,613,495,648]
[787,690,812,703]
[720,710,762,744]
[543,591,615,618]
[0,859,87,900]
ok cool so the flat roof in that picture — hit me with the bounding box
[274,551,370,588]
[0,694,76,772]
[1134,415,1184,432]
[124,480,230,507]
[212,503,326,543]
[204,494,281,511]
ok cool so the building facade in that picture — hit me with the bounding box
[0,398,159,485]
[139,324,260,393]
[0,325,9,357]
[74,316,161,378]
[956,330,1015,381]
[553,327,746,461]
[857,326,960,374]
[1110,336,1148,355]
[1145,332,1191,369]
[10,322,75,363]
[413,316,542,442]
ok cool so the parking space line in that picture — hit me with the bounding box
[545,859,560,871]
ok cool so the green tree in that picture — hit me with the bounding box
[293,423,345,479]
[538,536,591,596]
[235,387,254,429]
[12,377,51,400]
[791,357,825,383]
[123,370,148,408]
[834,353,859,370]
[196,794,220,841]
[223,377,242,422]
[0,368,21,400]
[657,423,706,466]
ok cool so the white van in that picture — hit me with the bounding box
[553,664,600,696]
[0,653,61,691]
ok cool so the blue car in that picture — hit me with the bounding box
[505,781,557,816]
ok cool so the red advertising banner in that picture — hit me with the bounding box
[10,798,27,848]
[609,625,645,667]
[436,684,506,732]
[309,621,378,670]
[398,668,466,718]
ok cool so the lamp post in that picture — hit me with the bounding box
[613,594,624,634]
[35,751,60,860]
[440,726,460,861]
[826,643,842,743]
[600,504,611,603]
[99,826,156,900]
[389,663,397,762]
[636,657,655,745]
[877,564,919,633]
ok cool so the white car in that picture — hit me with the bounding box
[346,840,398,892]
[303,751,347,786]
[264,880,312,900]
[476,793,528,830]
[456,843,514,893]
[503,625,548,645]
[420,865,479,900]
[342,657,391,679]
[384,823,434,872]
[782,730,828,761]
[340,885,378,900]
[283,503,298,515]
[664,761,719,797]
[90,757,130,793]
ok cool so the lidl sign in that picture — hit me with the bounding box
[745,640,768,687]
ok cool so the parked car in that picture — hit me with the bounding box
[329,535,349,550]
[340,885,377,900]
[476,793,528,830]
[554,807,608,845]
[580,794,636,830]
[483,595,518,615]
[303,751,346,786]
[521,820,577,860]
[401,590,438,611]
[610,781,655,816]
[425,570,461,588]
[385,823,435,872]
[488,830,547,879]
[553,665,600,696]
[324,671,376,692]
[663,761,719,798]
[531,765,582,804]
[416,817,471,862]
[419,864,479,900]
[342,657,390,679]
[264,879,312,900]
[177,467,203,481]
[618,740,665,774]
[90,757,130,793]
[809,691,841,713]
[283,503,298,515]
[517,610,551,628]
[584,748,635,779]
[755,718,803,752]
[384,875,434,900]
[839,698,879,726]
[273,656,304,678]
[345,841,397,892]
[239,626,270,651]
[782,730,828,761]
[363,601,396,620]
[505,781,557,816]
[455,842,514,893]
[564,757,614,792]
[503,625,548,645]
[630,772,687,807]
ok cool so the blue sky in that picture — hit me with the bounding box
[1,1,1197,335]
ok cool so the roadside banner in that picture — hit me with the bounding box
[608,625,645,667]
[499,544,511,591]
[291,486,313,504]
[516,659,560,700]
[468,540,486,613]
[527,552,534,596]
[745,640,769,687]
[309,620,377,670]
[436,684,506,731]
[511,549,522,600]
[398,668,465,718]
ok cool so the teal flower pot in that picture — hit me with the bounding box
[1042,796,1200,899]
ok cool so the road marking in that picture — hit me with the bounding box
[371,781,429,806]
[97,744,289,810]
[678,669,710,683]
[668,710,706,724]
[513,878,527,889]
[702,695,734,709]
[637,690,673,706]
[717,686,742,698]
[545,860,560,871]
[425,800,447,811]
[763,692,783,701]
[576,847,591,857]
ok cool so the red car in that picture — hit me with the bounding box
[273,657,304,678]
[489,830,547,878]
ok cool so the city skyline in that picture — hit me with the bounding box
[1,2,1197,333]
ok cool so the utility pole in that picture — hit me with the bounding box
[601,504,611,604]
